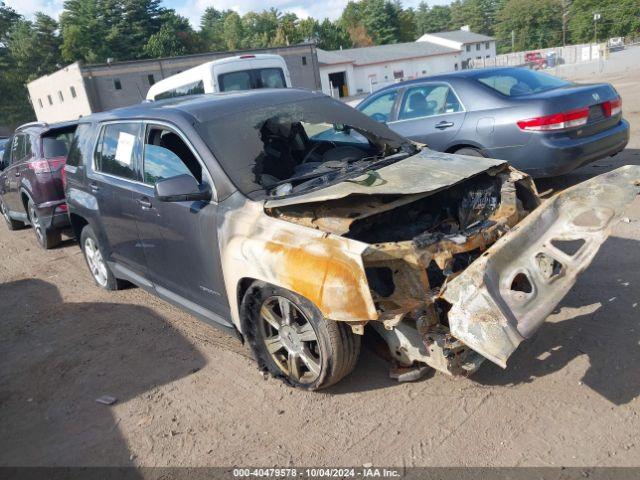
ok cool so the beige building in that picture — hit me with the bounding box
[27,44,321,123]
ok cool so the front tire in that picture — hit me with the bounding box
[80,225,126,290]
[241,282,361,390]
[28,200,61,249]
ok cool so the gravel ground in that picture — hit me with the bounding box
[1,66,640,468]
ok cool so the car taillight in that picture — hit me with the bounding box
[55,203,68,213]
[27,157,66,174]
[27,160,51,174]
[517,107,590,131]
[602,97,622,117]
[239,54,255,59]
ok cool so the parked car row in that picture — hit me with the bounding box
[355,67,629,177]
[0,78,637,391]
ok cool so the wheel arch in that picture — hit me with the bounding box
[445,142,485,154]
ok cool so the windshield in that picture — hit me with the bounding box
[474,68,570,97]
[198,96,414,200]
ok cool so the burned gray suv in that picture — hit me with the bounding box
[64,89,639,390]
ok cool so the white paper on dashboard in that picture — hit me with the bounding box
[115,132,135,165]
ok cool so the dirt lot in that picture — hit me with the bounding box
[1,67,640,469]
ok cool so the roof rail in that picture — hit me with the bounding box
[16,121,48,131]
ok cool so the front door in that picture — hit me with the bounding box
[389,83,466,151]
[89,122,148,278]
[3,135,26,212]
[132,123,229,322]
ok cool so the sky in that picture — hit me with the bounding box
[5,0,452,26]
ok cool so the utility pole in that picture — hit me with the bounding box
[593,12,601,44]
[511,30,515,52]
[562,12,568,46]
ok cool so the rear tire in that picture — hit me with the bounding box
[0,198,24,231]
[455,147,485,157]
[80,225,126,291]
[28,200,61,249]
[241,281,361,390]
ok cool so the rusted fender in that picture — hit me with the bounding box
[441,165,640,368]
[219,196,378,330]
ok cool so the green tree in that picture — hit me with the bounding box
[144,12,200,58]
[200,7,233,51]
[0,2,35,130]
[567,0,640,44]
[415,3,453,35]
[223,11,244,50]
[496,0,563,52]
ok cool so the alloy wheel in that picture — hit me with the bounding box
[259,296,322,384]
[84,237,108,287]
[29,204,44,245]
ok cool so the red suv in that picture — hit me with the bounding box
[525,51,548,69]
[0,121,77,248]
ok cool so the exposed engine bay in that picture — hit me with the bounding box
[266,164,542,377]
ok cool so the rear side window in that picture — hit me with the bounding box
[398,84,462,120]
[10,135,26,164]
[154,80,205,100]
[94,123,142,180]
[475,69,570,97]
[43,131,75,159]
[66,124,93,167]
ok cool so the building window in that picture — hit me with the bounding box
[70,86,77,98]
[114,79,122,90]
[47,95,53,105]
[58,91,64,102]
[38,98,43,108]
[476,56,482,60]
[454,63,459,71]
[466,44,471,52]
[302,56,307,66]
[486,55,490,58]
[147,74,155,86]
[421,70,426,74]
[476,43,481,51]
[485,42,490,49]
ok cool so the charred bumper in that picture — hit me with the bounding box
[441,165,640,367]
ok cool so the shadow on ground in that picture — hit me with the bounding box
[0,279,206,467]
[535,148,640,194]
[472,235,640,405]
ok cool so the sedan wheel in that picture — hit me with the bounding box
[259,296,322,384]
[84,237,109,287]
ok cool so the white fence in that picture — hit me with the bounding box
[469,43,607,69]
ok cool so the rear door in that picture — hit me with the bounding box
[388,83,466,150]
[132,122,229,321]
[89,122,148,279]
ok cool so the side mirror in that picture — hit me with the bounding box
[155,174,212,203]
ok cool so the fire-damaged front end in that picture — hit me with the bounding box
[265,154,640,378]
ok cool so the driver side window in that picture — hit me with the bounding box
[398,84,461,120]
[143,126,202,186]
[359,91,397,122]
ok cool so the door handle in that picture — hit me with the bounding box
[89,182,100,192]
[137,197,152,209]
[435,121,455,130]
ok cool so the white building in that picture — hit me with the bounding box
[317,42,462,98]
[417,28,496,70]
